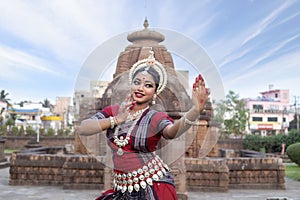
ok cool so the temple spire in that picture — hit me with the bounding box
[143,18,149,29]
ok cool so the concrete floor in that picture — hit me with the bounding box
[1,167,300,200]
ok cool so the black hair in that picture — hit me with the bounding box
[132,66,160,91]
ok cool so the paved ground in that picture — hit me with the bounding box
[1,166,300,200]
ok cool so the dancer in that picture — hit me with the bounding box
[79,50,209,200]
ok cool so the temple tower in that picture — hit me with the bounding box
[77,19,215,199]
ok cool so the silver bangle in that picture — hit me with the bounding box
[109,116,115,129]
[183,114,200,126]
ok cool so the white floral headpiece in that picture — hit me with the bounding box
[129,49,168,95]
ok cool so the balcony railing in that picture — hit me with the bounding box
[250,109,290,114]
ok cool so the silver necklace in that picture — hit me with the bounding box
[113,106,149,156]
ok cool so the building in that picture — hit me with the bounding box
[40,115,62,132]
[90,81,110,98]
[53,97,72,129]
[245,85,293,136]
[7,102,48,135]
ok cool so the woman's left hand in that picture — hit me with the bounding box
[191,74,210,113]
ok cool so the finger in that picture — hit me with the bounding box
[193,74,205,90]
[205,88,210,95]
[195,74,203,82]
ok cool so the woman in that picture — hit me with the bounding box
[78,50,209,200]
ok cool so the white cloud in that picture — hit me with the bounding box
[241,1,294,46]
[0,45,61,79]
[212,1,296,69]
[224,49,300,98]
[0,0,131,68]
[239,33,300,73]
[270,10,300,29]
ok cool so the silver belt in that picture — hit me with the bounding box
[113,155,170,193]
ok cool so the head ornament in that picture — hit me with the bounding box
[129,49,168,95]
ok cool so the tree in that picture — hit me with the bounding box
[0,89,11,115]
[288,114,300,131]
[18,100,31,107]
[214,90,249,138]
[5,118,15,133]
[42,98,51,108]
[0,90,11,104]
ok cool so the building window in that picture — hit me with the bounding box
[267,117,278,122]
[269,104,279,110]
[275,93,278,98]
[252,117,263,121]
[253,104,263,112]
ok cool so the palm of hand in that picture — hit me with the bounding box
[192,74,209,112]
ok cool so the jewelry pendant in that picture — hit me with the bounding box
[117,148,124,156]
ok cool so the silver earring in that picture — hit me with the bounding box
[152,94,157,105]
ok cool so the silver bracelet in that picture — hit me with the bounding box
[109,116,115,129]
[183,114,200,126]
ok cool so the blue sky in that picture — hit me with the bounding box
[1,0,300,104]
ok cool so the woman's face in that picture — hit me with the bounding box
[131,72,156,105]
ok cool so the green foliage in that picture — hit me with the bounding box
[243,134,263,151]
[244,129,300,153]
[46,128,55,136]
[5,118,15,126]
[39,127,45,135]
[57,129,64,136]
[0,124,7,136]
[42,98,51,108]
[25,126,36,136]
[285,163,300,181]
[64,128,71,136]
[0,89,11,104]
[269,134,287,152]
[214,90,249,138]
[56,128,72,137]
[11,126,18,135]
[19,125,25,136]
[286,143,300,166]
[285,130,300,146]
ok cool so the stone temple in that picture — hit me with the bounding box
[76,18,217,198]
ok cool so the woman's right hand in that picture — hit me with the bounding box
[115,95,136,124]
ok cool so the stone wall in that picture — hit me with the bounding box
[10,152,286,193]
[10,153,66,186]
[63,155,105,189]
[185,158,229,192]
[218,139,244,150]
[9,153,105,189]
[185,157,285,191]
[226,157,285,189]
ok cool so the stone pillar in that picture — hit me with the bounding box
[0,138,5,161]
[0,138,9,169]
